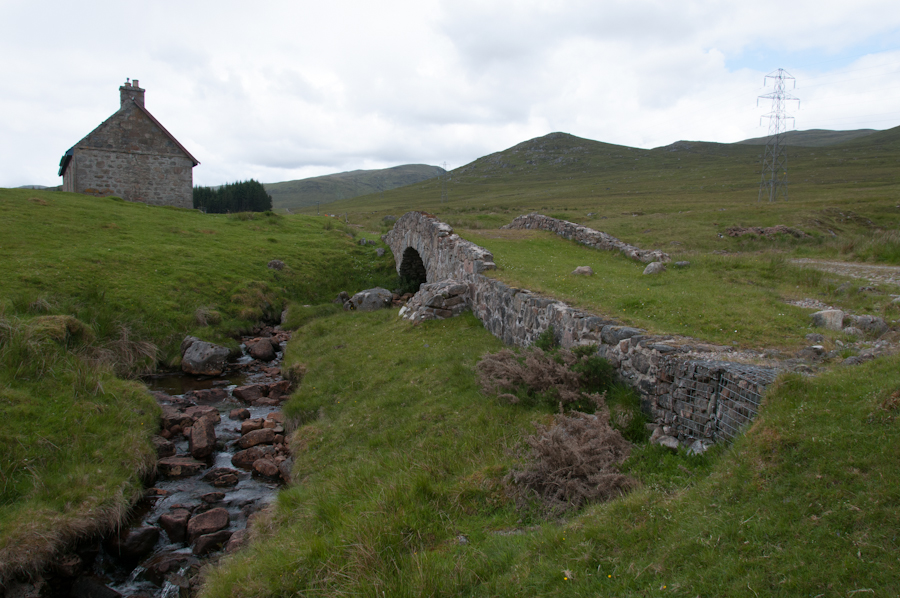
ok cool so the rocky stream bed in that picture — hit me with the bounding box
[5,326,296,598]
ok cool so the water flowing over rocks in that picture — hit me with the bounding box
[8,326,297,597]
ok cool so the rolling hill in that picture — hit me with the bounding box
[264,163,445,211]
[734,128,878,147]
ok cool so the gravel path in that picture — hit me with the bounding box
[791,259,900,288]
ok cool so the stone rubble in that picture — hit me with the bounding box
[399,280,470,322]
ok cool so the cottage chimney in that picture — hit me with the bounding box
[119,79,145,108]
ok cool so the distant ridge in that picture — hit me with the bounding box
[733,128,878,147]
[265,164,445,211]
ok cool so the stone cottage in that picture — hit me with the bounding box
[58,79,199,208]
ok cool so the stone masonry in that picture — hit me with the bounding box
[385,211,777,443]
[502,213,671,264]
[59,79,199,208]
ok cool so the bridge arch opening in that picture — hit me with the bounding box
[399,247,427,292]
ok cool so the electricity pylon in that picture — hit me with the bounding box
[757,68,799,202]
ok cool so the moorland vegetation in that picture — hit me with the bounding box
[2,125,899,595]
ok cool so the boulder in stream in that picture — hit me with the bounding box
[190,415,217,460]
[248,338,277,361]
[233,384,266,403]
[232,445,275,469]
[103,526,161,563]
[187,507,229,542]
[239,428,276,449]
[202,467,240,487]
[193,530,233,556]
[158,456,206,478]
[158,508,192,544]
[181,337,230,376]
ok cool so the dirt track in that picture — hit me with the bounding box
[791,259,900,288]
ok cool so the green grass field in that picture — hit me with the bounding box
[2,125,899,593]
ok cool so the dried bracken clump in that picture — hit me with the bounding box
[476,347,583,406]
[508,408,637,514]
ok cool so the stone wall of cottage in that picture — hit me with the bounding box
[67,100,193,208]
[386,211,777,443]
[70,148,193,208]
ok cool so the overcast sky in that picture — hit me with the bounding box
[2,0,899,188]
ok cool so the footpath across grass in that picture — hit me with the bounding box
[200,308,900,597]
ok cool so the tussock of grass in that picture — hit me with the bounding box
[0,316,158,583]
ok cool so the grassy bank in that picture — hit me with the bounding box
[0,188,398,581]
[201,308,900,597]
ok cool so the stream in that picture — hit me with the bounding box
[34,326,295,598]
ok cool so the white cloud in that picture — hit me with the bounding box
[1,0,898,187]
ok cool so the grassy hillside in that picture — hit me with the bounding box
[265,164,445,212]
[734,128,878,147]
[0,188,397,581]
[306,129,900,258]
[200,309,900,597]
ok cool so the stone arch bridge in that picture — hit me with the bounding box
[382,211,776,445]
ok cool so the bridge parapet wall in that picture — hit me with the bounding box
[382,211,496,282]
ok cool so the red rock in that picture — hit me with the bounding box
[160,405,191,429]
[158,456,205,478]
[231,446,275,469]
[253,458,280,478]
[233,384,265,403]
[152,436,175,458]
[104,526,160,562]
[168,424,183,437]
[189,415,217,460]
[202,467,240,487]
[184,405,219,422]
[200,492,225,504]
[274,434,285,445]
[229,408,250,421]
[143,552,200,586]
[267,380,292,398]
[266,411,286,424]
[193,530,233,556]
[187,507,229,542]
[241,418,264,435]
[278,457,293,483]
[248,339,276,361]
[252,397,281,407]
[238,428,275,449]
[224,529,248,553]
[189,388,228,404]
[158,508,191,543]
